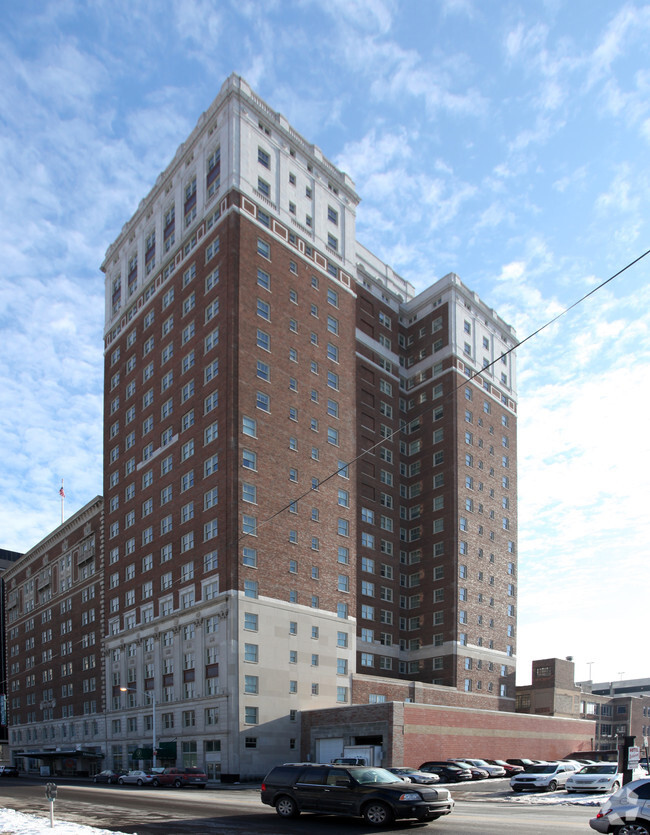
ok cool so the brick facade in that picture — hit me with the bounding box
[302,700,596,769]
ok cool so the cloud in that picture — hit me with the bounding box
[504,21,548,62]
[587,3,650,88]
[319,0,397,35]
[440,0,475,18]
[0,274,104,550]
[595,166,640,214]
[174,0,224,44]
[497,261,526,282]
[472,201,513,232]
[641,117,650,143]
[553,165,588,193]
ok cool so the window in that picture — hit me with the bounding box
[242,547,257,567]
[256,329,270,352]
[242,515,257,536]
[327,315,339,335]
[242,483,256,504]
[256,391,270,412]
[242,449,257,470]
[257,236,270,258]
[244,675,259,696]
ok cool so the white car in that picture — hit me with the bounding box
[568,763,647,794]
[510,761,577,793]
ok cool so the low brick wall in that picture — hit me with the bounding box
[302,701,596,766]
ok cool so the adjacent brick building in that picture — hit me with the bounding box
[4,498,104,774]
[516,658,650,756]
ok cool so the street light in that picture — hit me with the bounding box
[120,685,157,769]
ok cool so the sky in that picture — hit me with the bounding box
[1,0,649,687]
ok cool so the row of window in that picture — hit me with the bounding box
[257,236,338,279]
[258,144,340,225]
[464,679,509,696]
[109,507,219,543]
[110,445,219,506]
[106,582,221,634]
[11,719,101,742]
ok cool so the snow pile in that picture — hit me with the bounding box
[501,791,607,806]
[0,808,132,835]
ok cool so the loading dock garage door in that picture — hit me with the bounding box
[316,738,344,764]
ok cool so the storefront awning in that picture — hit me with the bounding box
[131,742,176,760]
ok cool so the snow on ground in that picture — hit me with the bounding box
[493,790,607,806]
[0,808,132,835]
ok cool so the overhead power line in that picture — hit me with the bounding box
[242,246,650,542]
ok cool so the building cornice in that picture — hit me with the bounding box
[3,495,103,582]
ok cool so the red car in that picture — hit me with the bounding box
[151,766,207,788]
[485,759,524,775]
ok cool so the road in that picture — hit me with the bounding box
[0,778,596,834]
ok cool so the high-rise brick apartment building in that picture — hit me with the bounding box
[353,271,518,696]
[6,74,518,781]
[100,75,518,778]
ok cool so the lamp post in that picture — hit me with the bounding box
[120,685,157,769]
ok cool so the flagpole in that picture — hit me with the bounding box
[59,479,65,525]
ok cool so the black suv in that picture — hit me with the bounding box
[261,763,454,826]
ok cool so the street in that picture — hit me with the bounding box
[0,779,596,834]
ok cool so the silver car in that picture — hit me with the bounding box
[590,778,650,834]
[510,762,577,793]
[118,769,155,786]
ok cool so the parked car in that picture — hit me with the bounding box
[118,770,155,786]
[506,758,538,769]
[590,777,650,833]
[457,758,506,778]
[485,759,523,775]
[567,763,647,794]
[560,759,588,770]
[419,762,473,783]
[448,760,489,780]
[261,763,455,826]
[0,765,19,777]
[93,769,125,784]
[152,766,207,788]
[510,762,577,793]
[387,767,440,785]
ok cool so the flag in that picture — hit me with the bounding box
[59,486,65,498]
